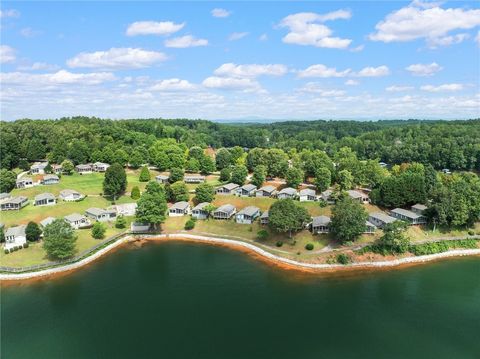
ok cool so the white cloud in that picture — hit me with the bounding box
[0,9,20,18]
[202,76,260,91]
[355,65,390,77]
[345,79,359,86]
[67,48,167,69]
[369,2,480,46]
[126,21,185,36]
[214,63,288,78]
[0,70,116,85]
[350,45,364,52]
[228,32,249,41]
[297,64,351,78]
[149,78,197,91]
[17,62,60,71]
[386,85,414,92]
[420,83,464,92]
[165,35,208,48]
[20,27,41,38]
[406,62,443,76]
[297,83,346,96]
[427,33,469,48]
[476,31,480,46]
[0,45,16,64]
[279,10,352,49]
[211,8,231,18]
[259,34,268,41]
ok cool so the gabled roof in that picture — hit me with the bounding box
[31,162,48,169]
[192,202,209,211]
[312,215,331,226]
[16,177,32,183]
[369,212,397,223]
[5,225,26,237]
[219,183,239,191]
[240,184,257,192]
[260,211,269,218]
[156,174,169,179]
[64,213,87,222]
[412,203,427,211]
[215,204,236,214]
[257,185,276,193]
[3,196,28,204]
[237,206,260,216]
[184,175,205,179]
[365,221,376,228]
[170,201,190,211]
[0,193,11,200]
[60,189,81,196]
[86,207,106,216]
[76,164,92,169]
[40,217,56,227]
[278,187,297,195]
[391,208,423,219]
[347,190,368,199]
[43,174,59,181]
[35,192,55,201]
[299,188,316,196]
[93,162,109,167]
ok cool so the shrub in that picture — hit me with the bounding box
[185,219,196,230]
[4,249,9,254]
[336,253,351,265]
[91,222,107,239]
[305,243,314,250]
[131,186,141,200]
[468,230,475,236]
[257,229,269,241]
[115,215,127,229]
[318,199,328,208]
[276,241,283,247]
[23,242,29,248]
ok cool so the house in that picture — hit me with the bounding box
[75,164,93,174]
[368,212,397,229]
[390,208,427,225]
[0,193,11,201]
[64,213,91,229]
[277,187,298,199]
[131,222,150,233]
[347,190,370,204]
[41,174,60,185]
[0,196,28,211]
[411,204,427,215]
[40,217,56,228]
[216,183,239,195]
[59,189,84,202]
[168,201,191,217]
[311,216,331,234]
[155,174,169,184]
[364,221,377,234]
[236,206,260,224]
[299,188,316,202]
[379,162,388,168]
[184,175,205,183]
[85,207,116,222]
[16,177,34,189]
[213,204,236,219]
[260,211,269,225]
[4,225,27,250]
[320,189,335,204]
[109,203,137,216]
[34,192,56,206]
[192,202,210,220]
[30,162,48,174]
[255,185,277,198]
[236,184,257,197]
[52,164,63,174]
[93,162,110,172]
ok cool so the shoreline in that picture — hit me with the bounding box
[1,233,480,282]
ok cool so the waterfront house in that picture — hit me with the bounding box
[52,164,63,174]
[64,213,91,229]
[109,203,137,216]
[320,189,335,204]
[311,216,331,234]
[75,164,93,174]
[59,189,84,202]
[41,174,60,185]
[155,174,169,184]
[260,211,269,225]
[255,185,277,198]
[30,162,48,175]
[216,183,239,195]
[235,206,260,224]
[347,190,370,204]
[40,217,56,228]
[364,221,377,234]
[368,212,397,228]
[16,177,34,189]
[131,222,150,233]
[93,162,110,172]
[411,204,427,215]
[213,204,236,219]
[277,187,298,200]
[169,201,191,217]
[390,208,427,225]
[34,192,56,206]
[236,184,257,197]
[299,188,317,202]
[192,202,210,220]
[85,207,116,222]
[4,225,27,250]
[0,196,28,211]
[184,175,205,183]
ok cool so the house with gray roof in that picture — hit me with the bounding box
[320,189,335,204]
[40,217,56,228]
[0,196,29,211]
[390,208,427,225]
[131,222,151,233]
[34,192,56,206]
[85,207,116,222]
[299,188,317,202]
[311,216,331,234]
[41,174,60,185]
[411,203,427,215]
[364,221,377,234]
[169,201,191,217]
[75,164,93,174]
[236,184,257,197]
[347,190,370,204]
[4,225,27,250]
[16,177,34,189]
[155,174,169,184]
[184,175,205,183]
[277,187,298,199]
[192,202,210,220]
[368,212,397,228]
[236,206,260,224]
[216,183,239,195]
[255,185,277,198]
[59,189,84,202]
[213,204,236,219]
[93,162,110,172]
[52,164,63,174]
[0,193,11,201]
[30,162,48,175]
[64,213,91,229]
[260,211,269,225]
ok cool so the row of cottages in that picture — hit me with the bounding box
[85,207,117,222]
[390,204,427,225]
[168,202,191,217]
[59,189,84,202]
[310,216,376,234]
[4,225,27,250]
[75,162,110,174]
[64,213,91,229]
[34,192,56,206]
[0,195,29,211]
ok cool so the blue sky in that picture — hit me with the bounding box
[1,1,479,121]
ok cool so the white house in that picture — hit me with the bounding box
[192,202,210,220]
[4,225,27,250]
[299,188,316,202]
[236,206,260,224]
[85,207,116,222]
[347,190,370,204]
[368,212,397,229]
[390,208,427,225]
[364,221,377,234]
[255,185,277,198]
[236,184,257,197]
[93,162,110,172]
[277,187,298,199]
[131,222,150,233]
[30,162,48,175]
[260,211,269,225]
[311,216,331,234]
[64,213,91,229]
[41,174,60,185]
[169,201,191,217]
[320,189,335,204]
[155,174,169,184]
[411,204,427,215]
[52,164,63,174]
[216,183,239,195]
[184,175,205,183]
[109,203,137,217]
[34,192,56,206]
[16,177,34,189]
[0,193,11,201]
[59,189,84,202]
[213,204,236,219]
[0,196,29,211]
[75,164,93,174]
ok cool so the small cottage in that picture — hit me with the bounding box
[364,221,377,234]
[368,212,397,228]
[311,216,331,234]
[235,206,260,224]
[155,174,169,184]
[64,213,91,229]
[192,202,210,220]
[16,177,34,189]
[260,211,269,225]
[0,196,28,211]
[213,204,236,219]
[40,217,56,228]
[255,185,277,198]
[52,164,63,174]
[110,203,137,216]
[93,162,110,172]
[299,188,316,202]
[41,174,60,185]
[216,183,239,195]
[75,164,93,174]
[236,184,257,197]
[411,204,427,215]
[131,222,151,233]
[320,189,334,204]
[30,162,48,175]
[85,207,116,222]
[59,189,84,202]
[34,192,56,206]
[347,190,370,204]
[184,175,205,183]
[169,201,191,217]
[390,208,427,225]
[277,187,298,200]
[4,225,27,250]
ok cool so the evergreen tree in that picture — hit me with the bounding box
[91,222,107,239]
[25,221,42,242]
[115,215,127,229]
[138,166,151,182]
[103,163,127,200]
[131,186,141,200]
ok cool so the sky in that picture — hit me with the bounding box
[1,1,479,121]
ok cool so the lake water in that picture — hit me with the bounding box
[2,242,480,359]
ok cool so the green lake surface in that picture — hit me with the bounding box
[2,242,480,359]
